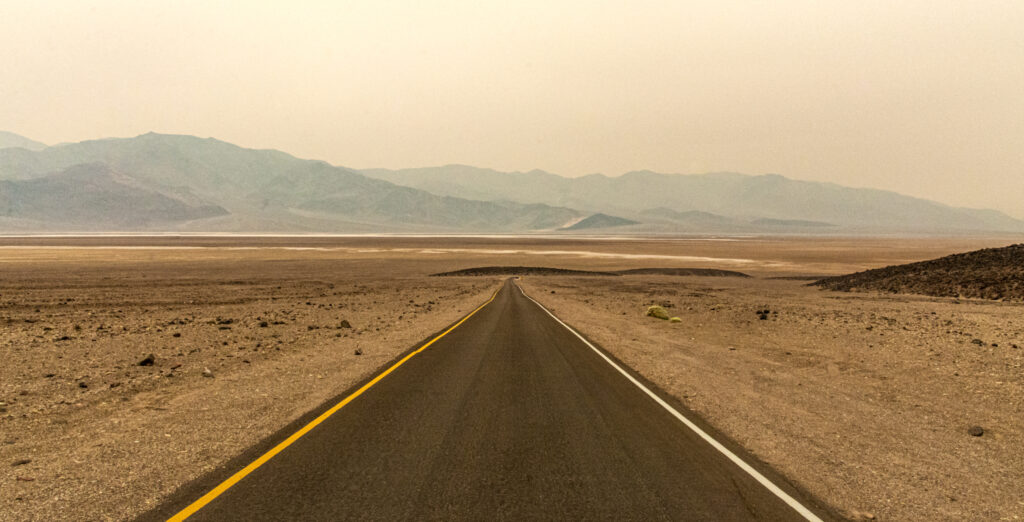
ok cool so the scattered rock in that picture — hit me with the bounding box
[137,354,156,366]
[354,349,363,356]
[968,426,984,437]
[202,367,214,378]
[971,339,984,345]
[259,321,269,328]
[78,382,88,389]
[11,459,31,466]
[172,332,181,338]
[339,320,352,329]
[669,317,682,323]
[851,511,876,520]
[645,305,670,320]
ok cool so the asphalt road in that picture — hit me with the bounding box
[146,279,830,521]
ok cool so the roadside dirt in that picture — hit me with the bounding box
[520,275,1024,521]
[0,251,499,521]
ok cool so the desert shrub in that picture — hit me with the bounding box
[646,305,670,320]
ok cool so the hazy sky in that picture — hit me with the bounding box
[2,1,1023,216]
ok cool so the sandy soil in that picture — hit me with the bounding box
[519,275,1024,521]
[1,235,1021,521]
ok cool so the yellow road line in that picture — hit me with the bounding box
[167,286,501,521]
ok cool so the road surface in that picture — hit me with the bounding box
[144,279,830,521]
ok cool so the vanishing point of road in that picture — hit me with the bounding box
[143,279,832,521]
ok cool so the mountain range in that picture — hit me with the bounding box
[363,165,1023,233]
[0,131,1020,235]
[0,133,584,233]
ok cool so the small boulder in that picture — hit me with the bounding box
[968,426,984,437]
[354,348,363,356]
[339,320,352,329]
[137,354,156,366]
[669,317,682,323]
[11,459,31,467]
[202,367,214,378]
[645,305,670,320]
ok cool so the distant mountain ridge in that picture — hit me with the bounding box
[0,163,227,227]
[0,133,597,232]
[0,131,47,152]
[363,165,1024,233]
[0,131,1019,234]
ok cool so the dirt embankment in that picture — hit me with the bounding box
[814,243,1024,300]
[520,275,1024,521]
[433,266,750,278]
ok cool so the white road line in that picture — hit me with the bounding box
[515,282,824,522]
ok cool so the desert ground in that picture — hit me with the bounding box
[1,235,1022,521]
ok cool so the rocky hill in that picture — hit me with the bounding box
[560,213,639,231]
[813,244,1024,300]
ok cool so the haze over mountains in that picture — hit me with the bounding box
[0,131,1020,235]
[364,165,1024,234]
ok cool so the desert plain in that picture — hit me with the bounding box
[1,235,1022,521]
